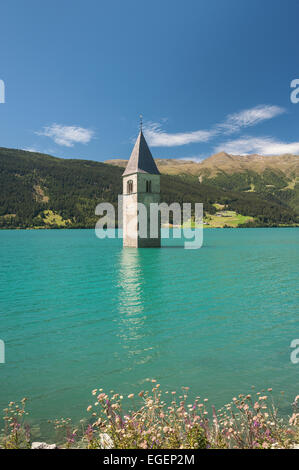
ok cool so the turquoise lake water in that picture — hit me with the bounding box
[0,228,298,436]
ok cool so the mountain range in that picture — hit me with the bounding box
[106,152,299,214]
[106,152,299,177]
[0,147,298,229]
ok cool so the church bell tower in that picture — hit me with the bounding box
[122,122,161,248]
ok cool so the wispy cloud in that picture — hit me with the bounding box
[214,136,299,155]
[144,105,285,147]
[22,146,39,153]
[218,105,285,134]
[180,155,205,163]
[37,124,94,147]
[144,122,215,147]
[22,146,55,155]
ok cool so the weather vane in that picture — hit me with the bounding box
[139,114,143,131]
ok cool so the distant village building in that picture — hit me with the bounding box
[122,128,161,248]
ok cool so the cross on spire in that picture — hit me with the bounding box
[139,114,143,132]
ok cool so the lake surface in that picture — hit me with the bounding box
[0,228,298,437]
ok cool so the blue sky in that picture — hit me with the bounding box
[0,0,299,162]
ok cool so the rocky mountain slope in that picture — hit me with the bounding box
[106,153,299,214]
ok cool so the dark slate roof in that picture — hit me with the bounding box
[122,131,160,176]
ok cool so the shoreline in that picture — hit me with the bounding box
[0,225,298,231]
[1,386,298,449]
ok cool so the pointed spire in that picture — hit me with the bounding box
[122,128,160,177]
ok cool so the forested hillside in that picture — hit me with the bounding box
[0,147,298,229]
[107,152,299,223]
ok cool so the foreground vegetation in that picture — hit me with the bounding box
[1,384,298,449]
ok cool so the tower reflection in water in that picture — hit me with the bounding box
[116,249,157,368]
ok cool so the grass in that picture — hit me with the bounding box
[245,183,256,192]
[42,210,71,227]
[180,204,255,228]
[204,211,254,228]
[175,207,254,229]
[282,178,299,191]
[1,384,298,449]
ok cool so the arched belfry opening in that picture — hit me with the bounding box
[122,128,161,248]
[146,180,151,193]
[127,180,133,194]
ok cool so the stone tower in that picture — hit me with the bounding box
[122,130,161,248]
